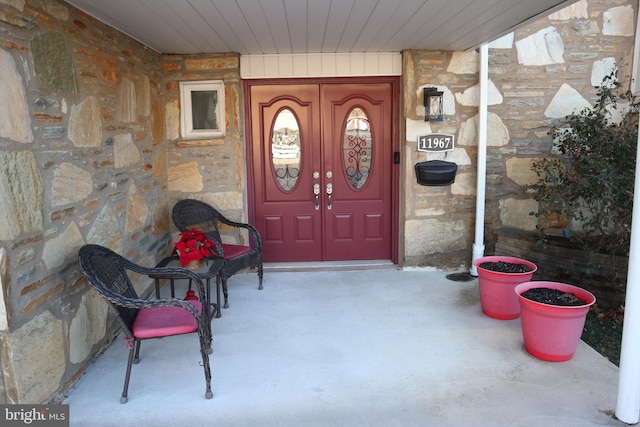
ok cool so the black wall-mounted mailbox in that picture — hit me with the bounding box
[414,160,457,186]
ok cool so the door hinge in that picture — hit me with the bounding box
[394,151,400,164]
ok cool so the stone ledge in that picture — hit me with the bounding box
[176,139,225,147]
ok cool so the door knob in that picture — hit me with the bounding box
[326,183,333,210]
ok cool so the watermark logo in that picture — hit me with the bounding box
[0,405,69,427]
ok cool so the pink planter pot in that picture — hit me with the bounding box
[515,281,596,362]
[474,256,538,320]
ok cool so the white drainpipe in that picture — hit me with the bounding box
[615,117,640,424]
[469,43,488,276]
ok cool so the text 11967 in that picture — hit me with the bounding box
[417,133,454,153]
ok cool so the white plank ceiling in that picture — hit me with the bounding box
[64,0,579,55]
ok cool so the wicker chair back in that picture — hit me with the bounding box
[78,244,140,334]
[172,199,223,244]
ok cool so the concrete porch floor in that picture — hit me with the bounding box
[63,267,625,427]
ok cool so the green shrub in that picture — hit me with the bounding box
[531,74,639,255]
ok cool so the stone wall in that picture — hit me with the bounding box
[403,50,481,268]
[485,0,636,248]
[0,0,166,403]
[162,54,248,245]
[402,0,637,268]
[0,0,246,404]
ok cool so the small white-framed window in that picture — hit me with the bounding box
[179,80,226,139]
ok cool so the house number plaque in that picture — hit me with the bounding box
[417,133,455,153]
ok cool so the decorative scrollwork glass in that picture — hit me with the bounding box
[343,107,372,189]
[271,108,301,192]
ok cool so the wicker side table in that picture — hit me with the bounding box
[152,256,225,319]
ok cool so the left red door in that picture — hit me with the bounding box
[250,84,323,261]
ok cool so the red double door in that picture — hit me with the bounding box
[248,80,397,262]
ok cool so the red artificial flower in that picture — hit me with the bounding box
[173,228,217,267]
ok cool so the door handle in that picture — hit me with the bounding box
[326,183,333,210]
[313,183,320,210]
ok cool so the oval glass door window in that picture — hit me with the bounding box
[271,108,301,192]
[343,107,372,189]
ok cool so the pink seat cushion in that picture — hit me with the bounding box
[221,243,251,259]
[132,301,202,339]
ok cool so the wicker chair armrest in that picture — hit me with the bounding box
[217,218,262,250]
[100,292,205,321]
[211,238,226,258]
[244,223,262,250]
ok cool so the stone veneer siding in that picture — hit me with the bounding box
[0,0,169,404]
[0,0,245,404]
[402,0,637,268]
[0,0,637,404]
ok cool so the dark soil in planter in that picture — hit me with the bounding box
[520,287,587,306]
[479,261,532,273]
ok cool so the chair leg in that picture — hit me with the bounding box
[121,341,138,404]
[202,313,213,354]
[203,302,213,353]
[222,276,229,309]
[198,330,213,399]
[133,340,142,364]
[214,275,222,318]
[257,261,264,290]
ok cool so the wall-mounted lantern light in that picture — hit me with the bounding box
[424,87,444,122]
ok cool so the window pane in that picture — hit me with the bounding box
[191,90,218,130]
[343,108,371,189]
[271,109,301,192]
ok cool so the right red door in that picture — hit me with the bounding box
[249,81,394,262]
[320,83,393,261]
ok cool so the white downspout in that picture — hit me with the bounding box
[615,117,640,424]
[470,44,488,276]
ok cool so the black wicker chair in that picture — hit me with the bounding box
[172,199,263,310]
[78,244,213,403]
